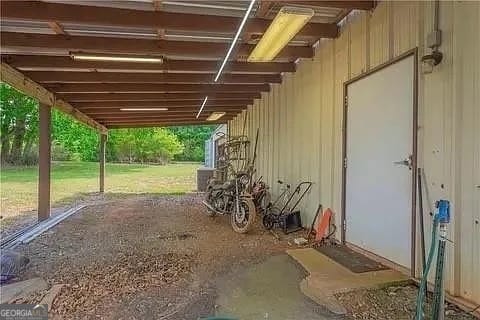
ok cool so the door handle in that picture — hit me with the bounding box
[393,155,413,170]
[393,160,410,166]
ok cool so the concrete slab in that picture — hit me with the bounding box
[287,248,410,315]
[214,254,338,320]
[39,284,65,310]
[1,277,48,303]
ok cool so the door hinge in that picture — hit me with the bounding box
[344,96,348,108]
[343,157,347,168]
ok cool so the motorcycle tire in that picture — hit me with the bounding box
[262,213,275,230]
[230,198,256,234]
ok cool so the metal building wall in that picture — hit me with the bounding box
[229,1,479,304]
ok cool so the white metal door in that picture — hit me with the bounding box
[345,56,414,268]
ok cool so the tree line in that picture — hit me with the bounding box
[0,84,216,165]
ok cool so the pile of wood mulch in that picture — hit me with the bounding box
[336,284,477,320]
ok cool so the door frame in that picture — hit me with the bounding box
[341,48,419,276]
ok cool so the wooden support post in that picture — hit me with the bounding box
[38,103,51,221]
[99,133,106,193]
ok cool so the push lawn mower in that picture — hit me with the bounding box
[262,181,313,234]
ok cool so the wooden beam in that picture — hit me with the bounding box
[274,0,374,10]
[1,32,313,60]
[86,111,240,118]
[73,100,253,108]
[101,117,234,124]
[95,115,236,121]
[59,92,262,102]
[1,1,339,38]
[45,83,269,93]
[256,1,274,18]
[99,133,106,193]
[3,55,296,73]
[47,21,67,35]
[82,106,244,113]
[81,107,245,115]
[153,0,163,11]
[26,71,282,84]
[107,121,227,129]
[38,103,51,221]
[0,62,108,134]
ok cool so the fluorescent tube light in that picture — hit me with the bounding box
[248,7,314,62]
[214,0,256,82]
[120,108,168,111]
[71,52,163,63]
[207,112,226,121]
[196,96,208,118]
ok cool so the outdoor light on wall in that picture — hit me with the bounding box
[206,112,226,121]
[120,108,168,111]
[70,52,164,63]
[248,6,314,62]
[421,50,443,74]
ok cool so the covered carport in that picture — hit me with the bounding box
[1,0,478,318]
[0,0,364,221]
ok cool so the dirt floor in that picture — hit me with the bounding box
[7,194,478,320]
[13,194,289,319]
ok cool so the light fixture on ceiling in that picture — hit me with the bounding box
[248,6,314,62]
[196,96,209,118]
[214,0,256,82]
[206,112,226,121]
[120,108,168,111]
[70,52,164,63]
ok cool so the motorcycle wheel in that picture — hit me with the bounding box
[256,190,271,215]
[262,213,275,230]
[204,193,218,217]
[230,198,256,234]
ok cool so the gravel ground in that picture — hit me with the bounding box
[336,285,477,320]
[13,193,287,319]
[6,193,477,319]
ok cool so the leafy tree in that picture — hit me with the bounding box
[107,128,183,163]
[1,83,211,165]
[167,125,216,161]
[0,84,39,165]
[52,110,99,161]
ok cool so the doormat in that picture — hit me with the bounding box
[315,244,389,273]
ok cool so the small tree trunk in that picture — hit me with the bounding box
[1,139,11,164]
[10,118,26,164]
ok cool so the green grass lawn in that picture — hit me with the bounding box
[1,161,201,217]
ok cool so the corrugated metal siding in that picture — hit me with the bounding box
[229,0,480,304]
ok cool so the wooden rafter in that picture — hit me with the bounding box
[3,55,296,73]
[1,1,339,39]
[0,62,107,134]
[73,100,253,108]
[26,71,282,84]
[1,32,313,60]
[102,117,232,124]
[107,122,227,129]
[79,107,244,114]
[274,0,374,10]
[45,83,269,93]
[95,114,236,121]
[82,109,243,116]
[47,21,67,35]
[58,92,261,102]
[256,1,275,18]
[79,105,246,112]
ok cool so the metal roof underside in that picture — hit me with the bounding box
[0,0,374,129]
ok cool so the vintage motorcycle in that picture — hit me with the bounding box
[202,171,256,233]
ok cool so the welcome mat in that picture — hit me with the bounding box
[315,244,389,273]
